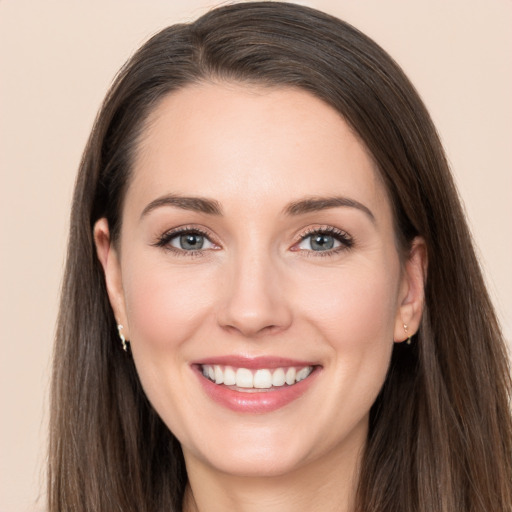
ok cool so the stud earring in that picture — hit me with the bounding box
[117,324,129,352]
[403,323,412,345]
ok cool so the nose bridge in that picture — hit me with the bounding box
[217,240,292,337]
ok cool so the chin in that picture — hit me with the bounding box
[180,414,368,480]
[193,443,311,478]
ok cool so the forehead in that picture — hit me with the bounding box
[127,82,391,222]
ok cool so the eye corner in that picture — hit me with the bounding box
[291,225,354,256]
[152,225,221,256]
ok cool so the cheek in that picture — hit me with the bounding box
[293,257,400,413]
[119,257,220,437]
[122,258,218,356]
[298,261,400,418]
[297,261,400,347]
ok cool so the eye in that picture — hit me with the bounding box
[170,232,214,251]
[154,227,218,254]
[294,227,353,254]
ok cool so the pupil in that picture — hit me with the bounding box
[311,234,334,251]
[180,233,204,250]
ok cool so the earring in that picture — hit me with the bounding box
[403,323,412,345]
[117,324,128,352]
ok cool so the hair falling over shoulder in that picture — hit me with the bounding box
[48,2,512,511]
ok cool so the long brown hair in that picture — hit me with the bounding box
[49,2,512,511]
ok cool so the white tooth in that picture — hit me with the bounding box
[208,366,215,381]
[223,366,236,386]
[296,366,312,382]
[272,368,286,387]
[285,367,296,385]
[214,365,224,384]
[236,368,253,388]
[253,369,272,389]
[202,365,210,378]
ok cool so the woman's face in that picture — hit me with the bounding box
[95,83,425,479]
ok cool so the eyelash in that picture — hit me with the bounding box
[153,225,354,258]
[153,226,216,258]
[293,226,354,257]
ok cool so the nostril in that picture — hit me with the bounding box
[219,320,282,338]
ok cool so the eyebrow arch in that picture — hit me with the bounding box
[140,194,223,219]
[283,196,375,223]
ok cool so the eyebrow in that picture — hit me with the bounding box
[283,196,375,223]
[140,193,375,223]
[140,194,223,219]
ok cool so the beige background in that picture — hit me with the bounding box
[1,1,510,510]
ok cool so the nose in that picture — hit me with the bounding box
[216,248,293,338]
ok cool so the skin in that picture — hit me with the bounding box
[95,83,426,512]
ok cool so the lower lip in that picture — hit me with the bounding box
[193,366,320,413]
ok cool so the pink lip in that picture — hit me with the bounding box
[191,358,321,414]
[192,355,318,369]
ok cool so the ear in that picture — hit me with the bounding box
[394,237,427,343]
[93,218,130,338]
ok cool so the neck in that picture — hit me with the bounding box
[182,433,365,512]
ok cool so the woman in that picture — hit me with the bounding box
[48,2,512,511]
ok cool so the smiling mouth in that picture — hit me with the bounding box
[200,364,315,391]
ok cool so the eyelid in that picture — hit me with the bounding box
[291,225,354,253]
[152,225,221,254]
[152,224,353,257]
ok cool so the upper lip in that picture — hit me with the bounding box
[191,355,320,369]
